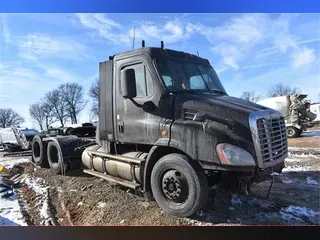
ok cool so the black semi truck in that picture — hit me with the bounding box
[31,43,288,217]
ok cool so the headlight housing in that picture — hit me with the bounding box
[216,143,256,166]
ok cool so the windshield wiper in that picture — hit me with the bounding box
[210,89,226,95]
[170,89,207,94]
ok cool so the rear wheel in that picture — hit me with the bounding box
[150,153,208,217]
[286,126,302,138]
[47,141,67,174]
[32,135,48,167]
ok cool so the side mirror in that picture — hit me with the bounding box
[121,69,137,99]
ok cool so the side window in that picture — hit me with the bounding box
[121,63,153,97]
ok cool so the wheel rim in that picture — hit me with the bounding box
[49,144,59,164]
[287,128,295,137]
[161,170,189,204]
[33,141,41,158]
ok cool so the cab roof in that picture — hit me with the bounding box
[111,47,210,65]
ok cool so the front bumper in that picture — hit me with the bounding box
[253,160,285,183]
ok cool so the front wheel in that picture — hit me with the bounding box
[150,153,208,217]
[286,126,302,138]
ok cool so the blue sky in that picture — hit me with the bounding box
[0,13,319,129]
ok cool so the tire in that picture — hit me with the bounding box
[32,135,48,167]
[286,126,302,138]
[150,153,208,217]
[47,141,67,175]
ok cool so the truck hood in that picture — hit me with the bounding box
[205,94,268,112]
[173,93,270,132]
[175,93,268,115]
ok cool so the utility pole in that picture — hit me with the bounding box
[132,26,136,50]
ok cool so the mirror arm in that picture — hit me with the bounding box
[129,99,154,110]
[130,99,143,108]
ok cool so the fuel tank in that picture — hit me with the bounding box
[82,145,147,183]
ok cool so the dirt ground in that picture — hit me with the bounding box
[1,130,319,226]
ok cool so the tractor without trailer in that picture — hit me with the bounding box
[31,42,288,217]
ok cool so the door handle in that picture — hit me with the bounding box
[118,121,124,133]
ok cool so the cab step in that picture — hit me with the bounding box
[83,169,141,189]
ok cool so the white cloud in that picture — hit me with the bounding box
[1,14,10,44]
[17,33,92,61]
[196,14,270,70]
[291,47,316,68]
[198,14,318,70]
[212,43,243,70]
[76,14,200,46]
[227,60,320,102]
[76,13,131,45]
[0,63,40,94]
[132,20,189,44]
[45,67,81,83]
[213,14,269,44]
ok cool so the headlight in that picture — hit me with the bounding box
[216,143,256,166]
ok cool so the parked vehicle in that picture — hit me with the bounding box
[0,127,30,152]
[257,94,317,138]
[31,43,288,217]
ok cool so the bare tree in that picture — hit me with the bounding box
[0,108,25,128]
[240,91,262,103]
[42,101,55,130]
[60,83,88,124]
[29,103,44,130]
[45,89,68,127]
[267,83,300,97]
[89,78,99,119]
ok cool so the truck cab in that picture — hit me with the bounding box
[32,44,288,217]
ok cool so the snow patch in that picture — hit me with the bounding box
[21,176,56,226]
[285,158,301,162]
[0,192,27,226]
[282,166,311,172]
[288,146,317,151]
[271,172,280,176]
[282,179,294,184]
[306,177,318,185]
[97,202,107,208]
[231,194,242,206]
[288,153,320,159]
[249,198,274,209]
[280,206,320,224]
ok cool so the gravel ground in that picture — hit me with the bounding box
[0,130,319,226]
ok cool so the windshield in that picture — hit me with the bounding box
[156,59,227,94]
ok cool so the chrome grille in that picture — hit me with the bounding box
[256,117,287,164]
[249,110,288,168]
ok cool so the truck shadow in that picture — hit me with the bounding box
[65,168,94,178]
[188,170,320,225]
